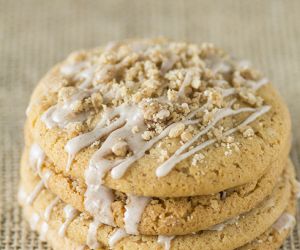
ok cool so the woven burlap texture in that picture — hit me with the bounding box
[1,0,300,249]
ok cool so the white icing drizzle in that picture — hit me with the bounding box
[29,143,45,177]
[17,187,27,205]
[67,103,145,169]
[157,235,175,250]
[77,66,97,89]
[41,105,58,129]
[30,213,40,230]
[110,99,219,179]
[249,77,269,91]
[40,57,269,228]
[44,196,60,221]
[41,90,90,130]
[86,219,101,249]
[156,105,270,177]
[124,195,150,235]
[26,170,52,205]
[221,87,236,98]
[65,106,127,171]
[84,184,115,226]
[60,62,88,77]
[110,120,189,179]
[178,71,193,97]
[208,216,240,231]
[162,105,254,160]
[39,221,49,241]
[58,204,79,237]
[83,104,146,226]
[61,69,269,182]
[110,94,265,180]
[26,180,44,205]
[53,91,89,121]
[273,213,295,233]
[234,71,269,91]
[41,170,52,188]
[60,61,97,89]
[63,77,268,185]
[108,228,128,249]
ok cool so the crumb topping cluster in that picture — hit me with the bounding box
[47,38,269,161]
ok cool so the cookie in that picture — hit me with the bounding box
[25,38,291,198]
[21,195,296,250]
[20,143,289,236]
[18,157,295,250]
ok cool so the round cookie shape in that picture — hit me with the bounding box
[18,158,295,250]
[26,38,291,197]
[20,145,289,236]
[21,204,296,250]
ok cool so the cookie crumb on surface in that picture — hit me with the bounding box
[239,126,255,138]
[192,153,205,166]
[169,123,185,138]
[112,141,128,157]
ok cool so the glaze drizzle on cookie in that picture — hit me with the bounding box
[108,228,128,248]
[26,170,52,205]
[58,204,79,237]
[157,235,175,250]
[124,195,150,234]
[87,219,101,249]
[44,196,60,221]
[39,39,272,230]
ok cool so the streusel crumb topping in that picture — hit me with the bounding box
[56,39,266,140]
[40,38,271,178]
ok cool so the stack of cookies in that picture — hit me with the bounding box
[19,38,297,250]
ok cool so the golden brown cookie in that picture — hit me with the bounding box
[238,184,297,250]
[18,157,295,250]
[20,143,289,236]
[21,195,296,250]
[25,38,291,198]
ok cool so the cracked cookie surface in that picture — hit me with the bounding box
[19,157,295,250]
[26,38,291,197]
[20,143,290,236]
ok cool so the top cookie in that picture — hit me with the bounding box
[26,38,291,197]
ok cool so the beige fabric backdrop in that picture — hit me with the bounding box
[0,0,300,249]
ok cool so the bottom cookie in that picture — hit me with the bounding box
[18,160,296,250]
[20,192,296,250]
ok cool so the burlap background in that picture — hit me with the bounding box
[0,1,300,249]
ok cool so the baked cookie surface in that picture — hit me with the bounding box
[26,38,291,197]
[21,197,296,250]
[20,144,290,236]
[18,157,295,250]
[238,194,297,250]
[21,202,296,250]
